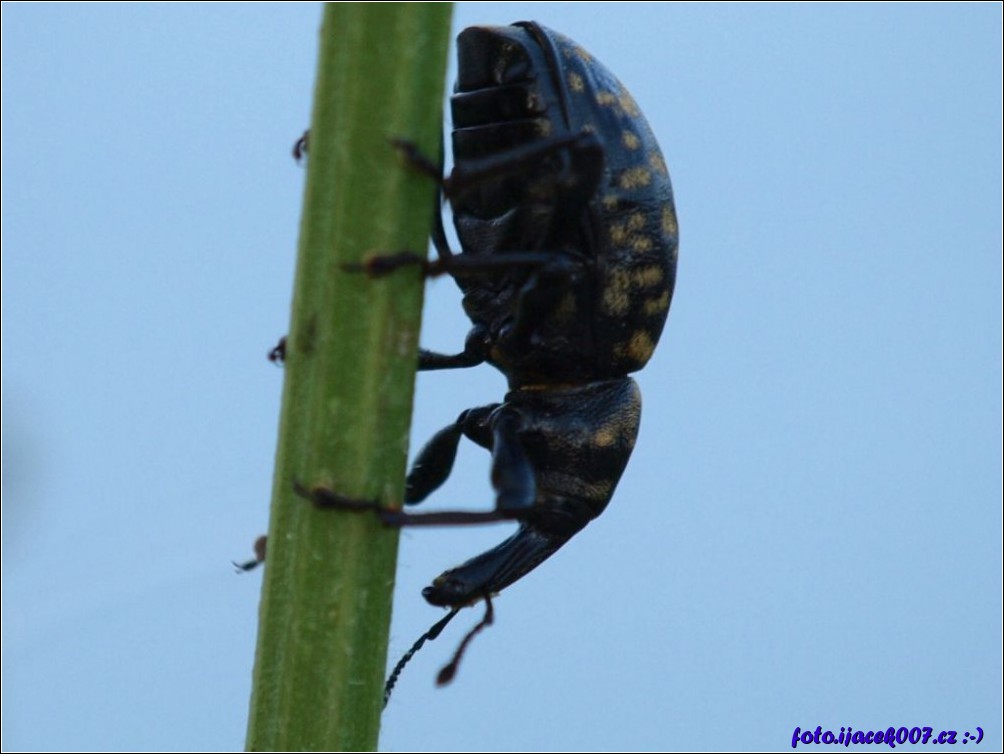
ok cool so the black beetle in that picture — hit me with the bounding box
[286,21,677,702]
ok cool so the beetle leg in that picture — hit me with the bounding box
[344,249,564,279]
[298,483,519,527]
[405,404,497,502]
[418,325,490,371]
[435,594,493,685]
[402,253,583,358]
[488,406,536,513]
[507,256,581,350]
[292,402,503,525]
[407,402,535,515]
[444,131,603,203]
[404,419,463,503]
[417,348,482,370]
[386,137,454,262]
[296,402,535,526]
[388,137,443,181]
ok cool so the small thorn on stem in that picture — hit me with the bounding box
[268,337,287,364]
[292,131,309,162]
[341,251,429,278]
[233,535,267,573]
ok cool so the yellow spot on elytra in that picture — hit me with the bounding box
[634,265,664,288]
[631,235,653,253]
[611,216,657,254]
[643,290,671,315]
[619,92,641,117]
[662,205,678,237]
[593,428,617,447]
[601,269,631,316]
[580,478,614,502]
[649,151,669,176]
[568,72,584,92]
[596,91,618,107]
[622,131,641,150]
[603,194,619,211]
[619,167,652,190]
[625,330,655,362]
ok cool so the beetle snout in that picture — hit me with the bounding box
[423,573,480,608]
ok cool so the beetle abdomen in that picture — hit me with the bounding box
[447,22,678,383]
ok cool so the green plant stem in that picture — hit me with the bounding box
[246,5,452,751]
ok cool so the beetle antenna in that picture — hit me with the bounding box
[436,594,494,686]
[384,607,460,707]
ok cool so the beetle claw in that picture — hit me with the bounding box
[389,137,444,183]
[341,251,428,278]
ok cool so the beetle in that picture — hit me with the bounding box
[267,21,678,703]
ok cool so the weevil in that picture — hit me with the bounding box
[255,21,678,703]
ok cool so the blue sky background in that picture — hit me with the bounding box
[2,4,1001,751]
